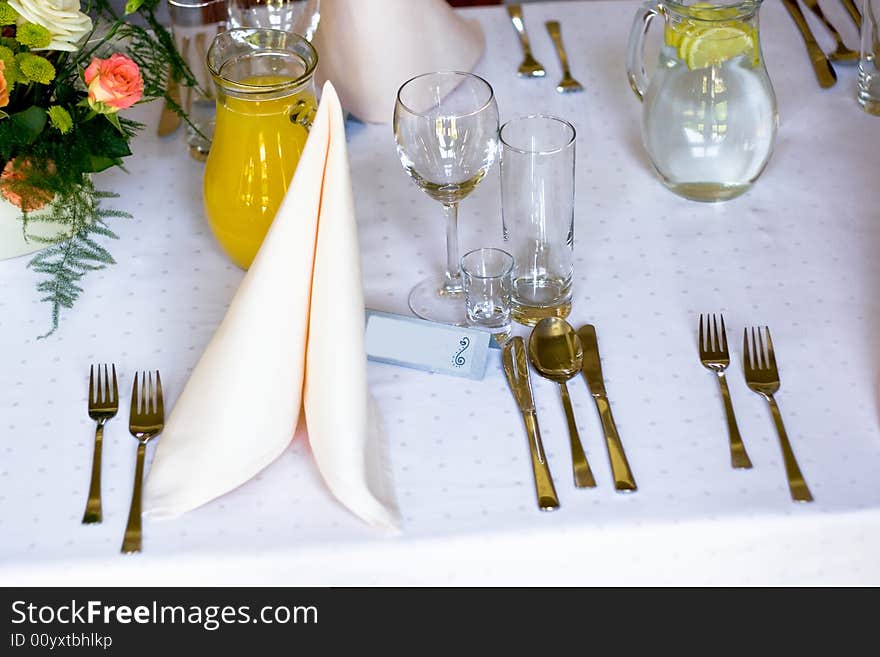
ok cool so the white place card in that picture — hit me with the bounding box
[365,310,492,380]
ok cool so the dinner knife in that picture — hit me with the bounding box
[577,325,637,492]
[501,337,559,511]
[781,0,838,88]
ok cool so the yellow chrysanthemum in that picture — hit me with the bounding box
[0,2,18,25]
[16,22,52,49]
[47,105,72,133]
[15,52,54,85]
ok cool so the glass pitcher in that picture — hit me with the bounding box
[204,28,318,268]
[626,1,777,202]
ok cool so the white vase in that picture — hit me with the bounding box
[0,194,70,261]
[313,0,485,124]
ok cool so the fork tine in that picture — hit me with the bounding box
[103,364,110,403]
[130,371,140,418]
[711,314,720,352]
[111,364,118,403]
[155,371,164,418]
[764,326,777,371]
[756,326,766,369]
[720,314,728,353]
[148,371,155,414]
[699,314,705,352]
[89,364,95,404]
[743,328,751,370]
[749,327,757,368]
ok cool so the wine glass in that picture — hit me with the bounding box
[393,71,500,325]
[227,0,321,41]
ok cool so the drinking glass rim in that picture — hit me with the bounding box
[661,0,761,21]
[168,0,222,7]
[207,28,318,94]
[396,71,496,119]
[499,114,577,156]
[461,247,514,280]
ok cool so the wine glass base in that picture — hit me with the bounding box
[408,276,467,326]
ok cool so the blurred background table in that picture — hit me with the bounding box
[1,0,879,585]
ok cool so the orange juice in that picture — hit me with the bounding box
[203,75,316,269]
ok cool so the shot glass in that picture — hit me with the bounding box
[859,0,880,115]
[460,248,514,340]
[500,115,576,326]
[168,0,227,160]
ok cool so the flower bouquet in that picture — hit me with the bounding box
[0,0,194,335]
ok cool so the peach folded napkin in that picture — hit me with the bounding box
[313,0,485,124]
[143,82,400,531]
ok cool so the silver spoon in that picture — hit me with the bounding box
[528,317,596,488]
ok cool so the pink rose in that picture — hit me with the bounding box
[0,60,9,109]
[84,53,143,114]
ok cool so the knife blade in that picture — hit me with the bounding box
[501,337,559,511]
[577,325,637,492]
[781,0,838,88]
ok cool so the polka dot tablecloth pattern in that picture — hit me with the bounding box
[1,1,879,585]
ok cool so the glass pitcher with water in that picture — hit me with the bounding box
[626,1,777,202]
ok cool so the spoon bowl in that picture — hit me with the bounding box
[528,317,583,383]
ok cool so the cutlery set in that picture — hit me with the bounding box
[504,313,814,511]
[82,365,165,553]
[782,0,863,87]
[507,4,584,93]
[699,315,813,502]
[503,319,635,511]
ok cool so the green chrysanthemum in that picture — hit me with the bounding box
[0,44,16,85]
[15,52,54,85]
[47,105,72,134]
[16,23,52,50]
[0,2,18,26]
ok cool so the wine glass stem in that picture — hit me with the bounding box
[442,202,463,294]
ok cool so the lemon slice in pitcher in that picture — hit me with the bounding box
[681,25,755,70]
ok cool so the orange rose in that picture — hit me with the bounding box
[0,159,54,212]
[0,60,9,109]
[84,53,143,114]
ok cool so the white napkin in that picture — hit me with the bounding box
[313,0,485,124]
[143,82,400,531]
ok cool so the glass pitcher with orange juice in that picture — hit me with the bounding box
[204,29,317,268]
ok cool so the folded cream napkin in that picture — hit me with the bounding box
[143,82,400,530]
[313,0,485,124]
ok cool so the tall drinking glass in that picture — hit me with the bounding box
[168,0,228,161]
[500,115,575,326]
[227,0,321,41]
[860,0,880,115]
[393,72,500,325]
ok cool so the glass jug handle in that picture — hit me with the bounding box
[626,2,660,102]
[290,98,317,131]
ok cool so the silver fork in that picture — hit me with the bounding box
[698,315,752,469]
[743,327,813,502]
[545,20,584,93]
[83,364,118,524]
[507,4,546,77]
[122,371,165,553]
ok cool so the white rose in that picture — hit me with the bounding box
[8,0,93,52]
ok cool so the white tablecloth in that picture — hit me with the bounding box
[2,0,879,586]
